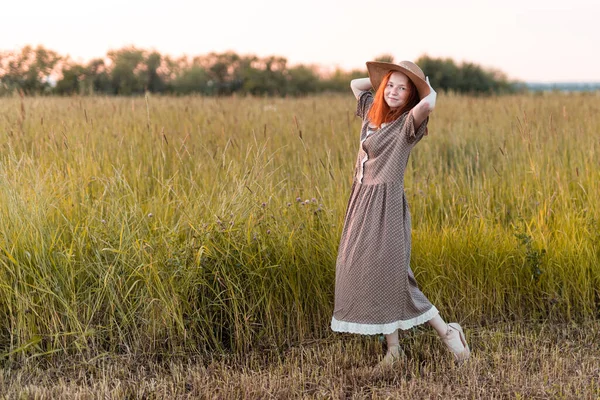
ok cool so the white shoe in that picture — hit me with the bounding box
[441,323,470,363]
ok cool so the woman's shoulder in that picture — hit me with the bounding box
[356,91,374,119]
[357,90,373,102]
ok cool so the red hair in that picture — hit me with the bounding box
[367,71,420,128]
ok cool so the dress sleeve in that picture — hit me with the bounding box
[355,91,374,120]
[401,111,429,144]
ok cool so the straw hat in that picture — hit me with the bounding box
[366,61,430,100]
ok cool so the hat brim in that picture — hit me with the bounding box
[366,61,430,100]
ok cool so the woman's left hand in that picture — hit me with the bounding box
[411,77,436,130]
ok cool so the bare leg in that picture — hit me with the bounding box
[385,330,399,348]
[428,314,448,337]
[429,313,471,362]
[378,329,404,367]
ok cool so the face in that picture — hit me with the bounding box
[384,71,411,110]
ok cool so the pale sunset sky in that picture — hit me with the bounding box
[2,0,598,82]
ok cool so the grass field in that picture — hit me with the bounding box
[2,323,599,398]
[0,93,599,397]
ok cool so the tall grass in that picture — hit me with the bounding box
[0,92,598,361]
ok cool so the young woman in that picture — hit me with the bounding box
[331,60,470,366]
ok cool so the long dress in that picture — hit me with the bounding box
[331,91,438,335]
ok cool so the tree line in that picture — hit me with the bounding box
[0,45,519,97]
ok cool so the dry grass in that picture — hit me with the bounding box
[2,322,599,399]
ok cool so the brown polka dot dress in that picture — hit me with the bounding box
[331,91,439,335]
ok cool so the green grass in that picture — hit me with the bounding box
[0,93,599,363]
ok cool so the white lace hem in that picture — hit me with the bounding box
[331,306,439,335]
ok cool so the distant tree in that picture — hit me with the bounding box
[416,56,460,92]
[1,45,521,96]
[172,65,210,94]
[457,62,493,93]
[107,47,146,95]
[263,56,288,95]
[200,51,243,95]
[85,58,112,94]
[239,55,288,96]
[234,55,259,94]
[0,45,60,94]
[287,65,320,95]
[242,67,268,96]
[374,54,394,63]
[143,51,166,93]
[416,55,516,94]
[320,68,366,92]
[55,61,87,95]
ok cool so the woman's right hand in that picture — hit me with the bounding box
[422,76,437,111]
[350,77,372,99]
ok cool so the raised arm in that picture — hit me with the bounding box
[350,78,372,99]
[411,76,437,130]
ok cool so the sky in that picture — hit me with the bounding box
[2,0,599,83]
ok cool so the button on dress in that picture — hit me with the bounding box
[331,91,439,335]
